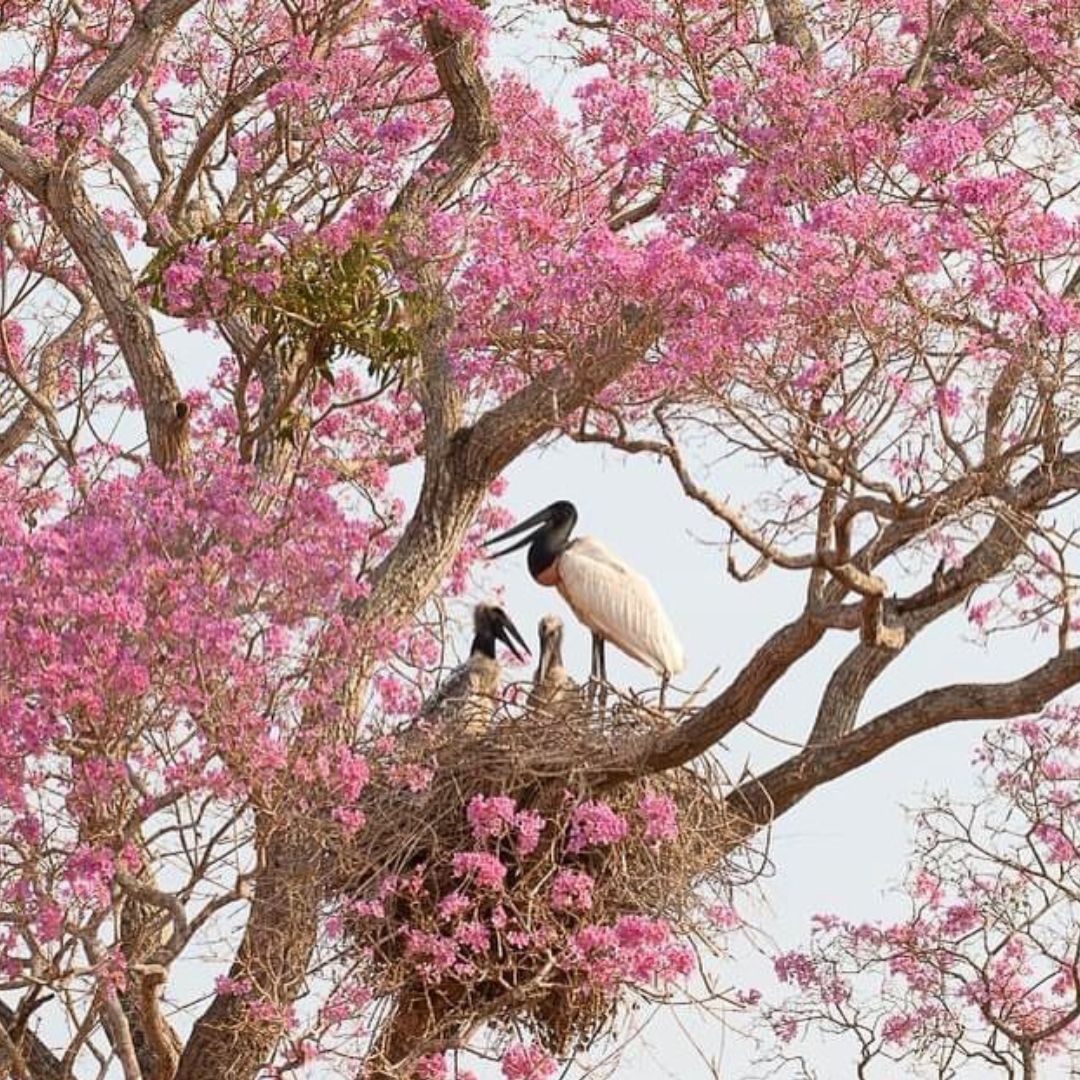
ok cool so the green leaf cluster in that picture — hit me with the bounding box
[143,227,417,391]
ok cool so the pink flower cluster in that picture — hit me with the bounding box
[566,800,629,853]
[501,1042,557,1080]
[567,915,694,989]
[637,791,679,843]
[549,869,595,912]
[451,851,507,891]
[466,794,546,855]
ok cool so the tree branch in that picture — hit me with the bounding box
[595,613,826,786]
[0,129,46,197]
[0,303,94,465]
[173,825,320,1080]
[43,169,189,472]
[728,646,1080,831]
[387,11,499,458]
[166,67,282,228]
[764,0,819,62]
[465,304,662,480]
[0,1000,63,1080]
[74,0,202,110]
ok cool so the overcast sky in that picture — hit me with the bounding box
[468,435,1074,1079]
[470,22,1080,1077]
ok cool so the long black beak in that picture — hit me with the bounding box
[483,507,551,558]
[494,611,531,662]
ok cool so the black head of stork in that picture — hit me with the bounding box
[484,501,578,583]
[472,602,530,662]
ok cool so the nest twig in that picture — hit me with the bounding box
[327,689,749,1071]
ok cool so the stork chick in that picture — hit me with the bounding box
[419,602,529,734]
[527,614,581,719]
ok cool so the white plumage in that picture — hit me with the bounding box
[556,536,685,678]
[485,500,685,697]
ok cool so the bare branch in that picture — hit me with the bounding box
[466,309,662,477]
[595,613,826,787]
[0,303,95,464]
[166,68,282,227]
[0,999,63,1080]
[43,169,189,472]
[74,0,203,110]
[728,646,1080,831]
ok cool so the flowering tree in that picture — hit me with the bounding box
[765,710,1080,1080]
[5,0,1080,1076]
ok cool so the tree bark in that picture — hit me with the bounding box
[0,1000,64,1080]
[764,0,818,62]
[174,827,321,1080]
[725,645,1080,838]
[43,170,190,472]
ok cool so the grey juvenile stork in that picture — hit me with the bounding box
[419,601,529,733]
[527,615,581,719]
[485,501,685,703]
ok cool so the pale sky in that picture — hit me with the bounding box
[5,11,1076,1076]
[468,437,1067,1079]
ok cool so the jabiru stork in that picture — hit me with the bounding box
[485,501,684,702]
[527,615,581,719]
[418,602,529,733]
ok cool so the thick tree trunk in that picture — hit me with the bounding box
[1021,1042,1036,1080]
[174,826,321,1080]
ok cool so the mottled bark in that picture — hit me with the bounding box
[0,1000,64,1080]
[44,170,189,473]
[174,827,321,1080]
[764,0,819,62]
[116,871,183,1080]
[74,0,203,111]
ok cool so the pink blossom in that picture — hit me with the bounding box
[774,951,819,990]
[501,1042,557,1080]
[514,809,546,855]
[415,1054,447,1080]
[214,975,254,997]
[437,891,472,920]
[454,920,491,953]
[387,763,434,792]
[708,904,741,930]
[567,800,629,853]
[637,792,679,843]
[1034,823,1076,863]
[451,851,507,890]
[550,869,595,912]
[467,794,518,843]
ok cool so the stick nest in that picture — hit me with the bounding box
[327,690,745,1060]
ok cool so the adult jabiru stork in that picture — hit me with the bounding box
[418,602,530,733]
[485,501,684,703]
[527,615,581,719]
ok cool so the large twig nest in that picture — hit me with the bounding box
[328,690,747,1058]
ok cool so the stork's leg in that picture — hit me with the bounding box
[587,633,607,713]
[591,633,609,714]
[659,673,669,710]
